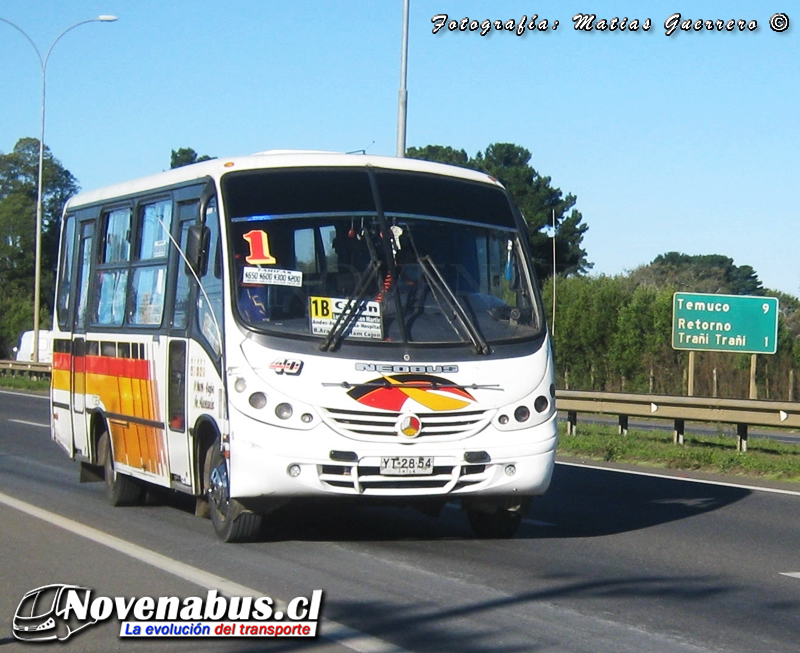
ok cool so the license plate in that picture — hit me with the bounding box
[379,456,434,475]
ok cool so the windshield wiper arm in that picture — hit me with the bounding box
[319,258,380,352]
[416,255,491,355]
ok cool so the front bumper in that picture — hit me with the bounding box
[227,410,558,499]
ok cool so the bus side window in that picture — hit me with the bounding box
[56,214,76,327]
[168,340,187,431]
[129,199,171,326]
[197,198,223,355]
[172,201,199,331]
[92,207,131,327]
[74,223,94,331]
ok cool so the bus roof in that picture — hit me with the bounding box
[65,150,504,211]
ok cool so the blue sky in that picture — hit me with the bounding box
[2,1,798,297]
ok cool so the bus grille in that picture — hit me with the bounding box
[322,407,493,442]
[317,462,491,495]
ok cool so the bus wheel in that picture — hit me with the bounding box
[467,507,522,538]
[205,441,262,543]
[100,431,143,507]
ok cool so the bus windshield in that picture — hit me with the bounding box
[223,167,543,349]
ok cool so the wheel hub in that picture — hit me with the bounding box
[209,462,230,514]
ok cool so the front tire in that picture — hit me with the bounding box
[467,508,522,538]
[100,430,143,506]
[204,439,262,542]
[465,497,530,539]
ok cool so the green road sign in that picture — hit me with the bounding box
[672,292,779,354]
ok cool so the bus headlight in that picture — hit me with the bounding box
[248,392,267,409]
[514,406,530,422]
[275,403,293,420]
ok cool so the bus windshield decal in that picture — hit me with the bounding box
[310,296,383,340]
[242,267,303,287]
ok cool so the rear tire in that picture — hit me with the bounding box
[205,439,262,542]
[100,430,143,506]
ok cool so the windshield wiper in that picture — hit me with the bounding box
[415,254,492,356]
[319,257,380,352]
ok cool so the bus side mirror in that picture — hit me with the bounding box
[186,224,210,276]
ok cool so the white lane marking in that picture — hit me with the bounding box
[0,490,407,653]
[557,461,800,497]
[780,573,800,579]
[0,389,48,399]
[9,419,49,428]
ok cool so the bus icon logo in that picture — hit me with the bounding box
[13,584,96,642]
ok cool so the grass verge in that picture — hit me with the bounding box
[0,376,50,394]
[557,422,800,483]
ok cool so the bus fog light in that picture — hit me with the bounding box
[248,392,267,409]
[301,413,313,423]
[276,403,293,420]
[234,377,247,393]
[505,464,516,477]
[534,395,549,413]
[287,464,301,477]
[498,414,509,425]
[514,406,530,422]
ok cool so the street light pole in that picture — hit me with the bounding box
[1,15,117,362]
[396,0,410,157]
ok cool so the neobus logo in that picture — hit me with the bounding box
[355,363,459,374]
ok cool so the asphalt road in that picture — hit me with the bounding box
[1,389,799,653]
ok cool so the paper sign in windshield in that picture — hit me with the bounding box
[310,296,383,340]
[243,267,303,287]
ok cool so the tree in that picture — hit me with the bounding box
[0,137,78,356]
[629,252,764,295]
[170,147,214,169]
[407,142,591,280]
[405,145,469,168]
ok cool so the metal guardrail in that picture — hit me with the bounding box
[557,389,800,451]
[0,359,52,379]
